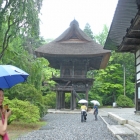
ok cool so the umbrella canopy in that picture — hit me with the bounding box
[78,99,88,104]
[0,65,29,89]
[90,100,100,106]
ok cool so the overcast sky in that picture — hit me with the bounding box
[39,0,118,39]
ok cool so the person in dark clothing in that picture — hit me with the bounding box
[93,104,98,121]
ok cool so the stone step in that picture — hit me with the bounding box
[124,124,135,131]
[125,122,140,139]
[127,120,140,127]
[108,112,127,125]
[135,126,140,136]
[107,125,134,136]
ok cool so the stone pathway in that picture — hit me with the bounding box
[17,113,117,140]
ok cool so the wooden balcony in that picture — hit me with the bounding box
[52,85,87,92]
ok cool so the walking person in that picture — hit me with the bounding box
[93,103,98,121]
[0,88,11,140]
[80,103,87,122]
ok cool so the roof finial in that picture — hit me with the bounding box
[70,19,79,27]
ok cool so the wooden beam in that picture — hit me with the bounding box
[118,44,139,52]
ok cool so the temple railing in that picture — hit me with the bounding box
[52,85,87,92]
[52,74,90,78]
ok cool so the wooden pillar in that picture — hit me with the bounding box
[85,84,89,101]
[61,92,65,109]
[70,91,74,110]
[136,83,140,112]
[73,92,76,109]
[135,50,140,113]
[55,91,58,110]
[85,86,89,108]
[72,61,74,78]
[60,63,63,78]
[56,91,61,110]
[56,91,60,110]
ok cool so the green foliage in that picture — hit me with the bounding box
[109,51,135,83]
[86,25,135,107]
[65,93,71,108]
[5,84,46,117]
[93,64,124,97]
[102,95,114,105]
[43,92,56,108]
[4,97,40,123]
[88,91,102,107]
[116,95,134,107]
[6,84,43,103]
[2,35,57,91]
[0,0,43,59]
[94,25,108,45]
[83,23,94,39]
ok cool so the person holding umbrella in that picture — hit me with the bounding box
[0,88,11,140]
[93,103,98,121]
[90,100,100,121]
[80,103,87,122]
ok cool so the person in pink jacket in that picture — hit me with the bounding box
[0,88,11,140]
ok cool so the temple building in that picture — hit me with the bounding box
[104,0,140,113]
[35,19,110,110]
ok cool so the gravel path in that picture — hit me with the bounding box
[17,113,117,140]
[102,116,118,125]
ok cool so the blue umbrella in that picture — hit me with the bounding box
[0,65,29,89]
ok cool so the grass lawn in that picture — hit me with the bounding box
[7,121,46,140]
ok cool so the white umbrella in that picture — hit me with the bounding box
[78,99,88,104]
[90,100,100,106]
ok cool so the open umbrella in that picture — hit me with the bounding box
[0,65,29,89]
[78,99,88,104]
[90,100,100,106]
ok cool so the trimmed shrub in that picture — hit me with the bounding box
[116,95,134,107]
[4,97,40,123]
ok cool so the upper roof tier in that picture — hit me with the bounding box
[35,20,111,69]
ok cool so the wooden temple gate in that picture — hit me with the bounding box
[51,59,93,110]
[35,20,110,110]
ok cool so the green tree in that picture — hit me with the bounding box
[83,23,94,39]
[89,24,135,105]
[109,52,135,99]
[94,64,124,102]
[1,35,52,90]
[0,0,43,59]
[109,51,135,83]
[22,36,46,55]
[94,25,108,45]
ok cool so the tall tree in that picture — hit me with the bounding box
[88,24,135,105]
[0,0,43,59]
[83,23,94,39]
[94,25,108,45]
